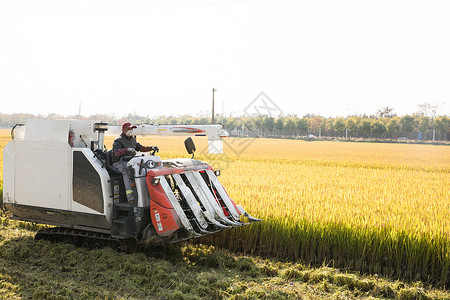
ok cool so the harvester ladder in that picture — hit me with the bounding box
[112,202,134,237]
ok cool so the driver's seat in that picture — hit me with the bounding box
[105,150,122,175]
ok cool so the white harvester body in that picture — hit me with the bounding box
[3,119,258,244]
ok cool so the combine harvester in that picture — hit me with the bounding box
[2,120,259,249]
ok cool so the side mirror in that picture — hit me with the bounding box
[184,137,196,158]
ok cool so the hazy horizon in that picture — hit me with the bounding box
[1,0,449,118]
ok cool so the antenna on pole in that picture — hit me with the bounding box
[212,88,217,124]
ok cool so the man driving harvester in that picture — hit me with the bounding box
[112,122,159,204]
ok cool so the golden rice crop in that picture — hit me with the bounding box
[132,136,449,238]
[134,136,449,285]
[1,131,449,286]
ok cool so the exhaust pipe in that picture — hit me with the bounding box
[93,122,109,151]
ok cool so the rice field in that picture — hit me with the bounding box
[129,136,450,286]
[1,130,449,286]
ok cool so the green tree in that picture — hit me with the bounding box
[223,117,237,132]
[284,118,296,136]
[418,116,432,140]
[333,118,346,136]
[275,118,284,135]
[180,115,193,125]
[308,117,323,136]
[323,119,334,136]
[372,120,386,139]
[263,117,275,135]
[400,115,415,138]
[296,118,309,135]
[435,116,450,140]
[386,118,400,138]
[345,117,358,137]
[251,117,264,135]
[360,119,372,138]
[242,117,253,135]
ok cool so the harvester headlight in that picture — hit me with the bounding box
[146,160,156,169]
[214,170,220,177]
[152,177,160,186]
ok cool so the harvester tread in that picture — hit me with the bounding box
[35,227,136,251]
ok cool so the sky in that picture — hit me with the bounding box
[0,0,449,118]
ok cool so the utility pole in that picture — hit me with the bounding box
[212,88,217,124]
[221,98,224,124]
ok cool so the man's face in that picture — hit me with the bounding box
[123,127,134,137]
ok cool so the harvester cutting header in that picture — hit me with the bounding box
[3,120,259,247]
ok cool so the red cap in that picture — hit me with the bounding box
[122,122,137,131]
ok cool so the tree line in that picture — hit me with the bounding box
[222,114,449,141]
[0,112,449,141]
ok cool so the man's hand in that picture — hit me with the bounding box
[151,146,159,153]
[140,146,159,153]
[127,148,137,156]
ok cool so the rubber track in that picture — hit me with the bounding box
[35,227,136,252]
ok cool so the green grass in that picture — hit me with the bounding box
[1,212,449,299]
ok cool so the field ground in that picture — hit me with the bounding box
[1,214,449,299]
[0,130,449,298]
